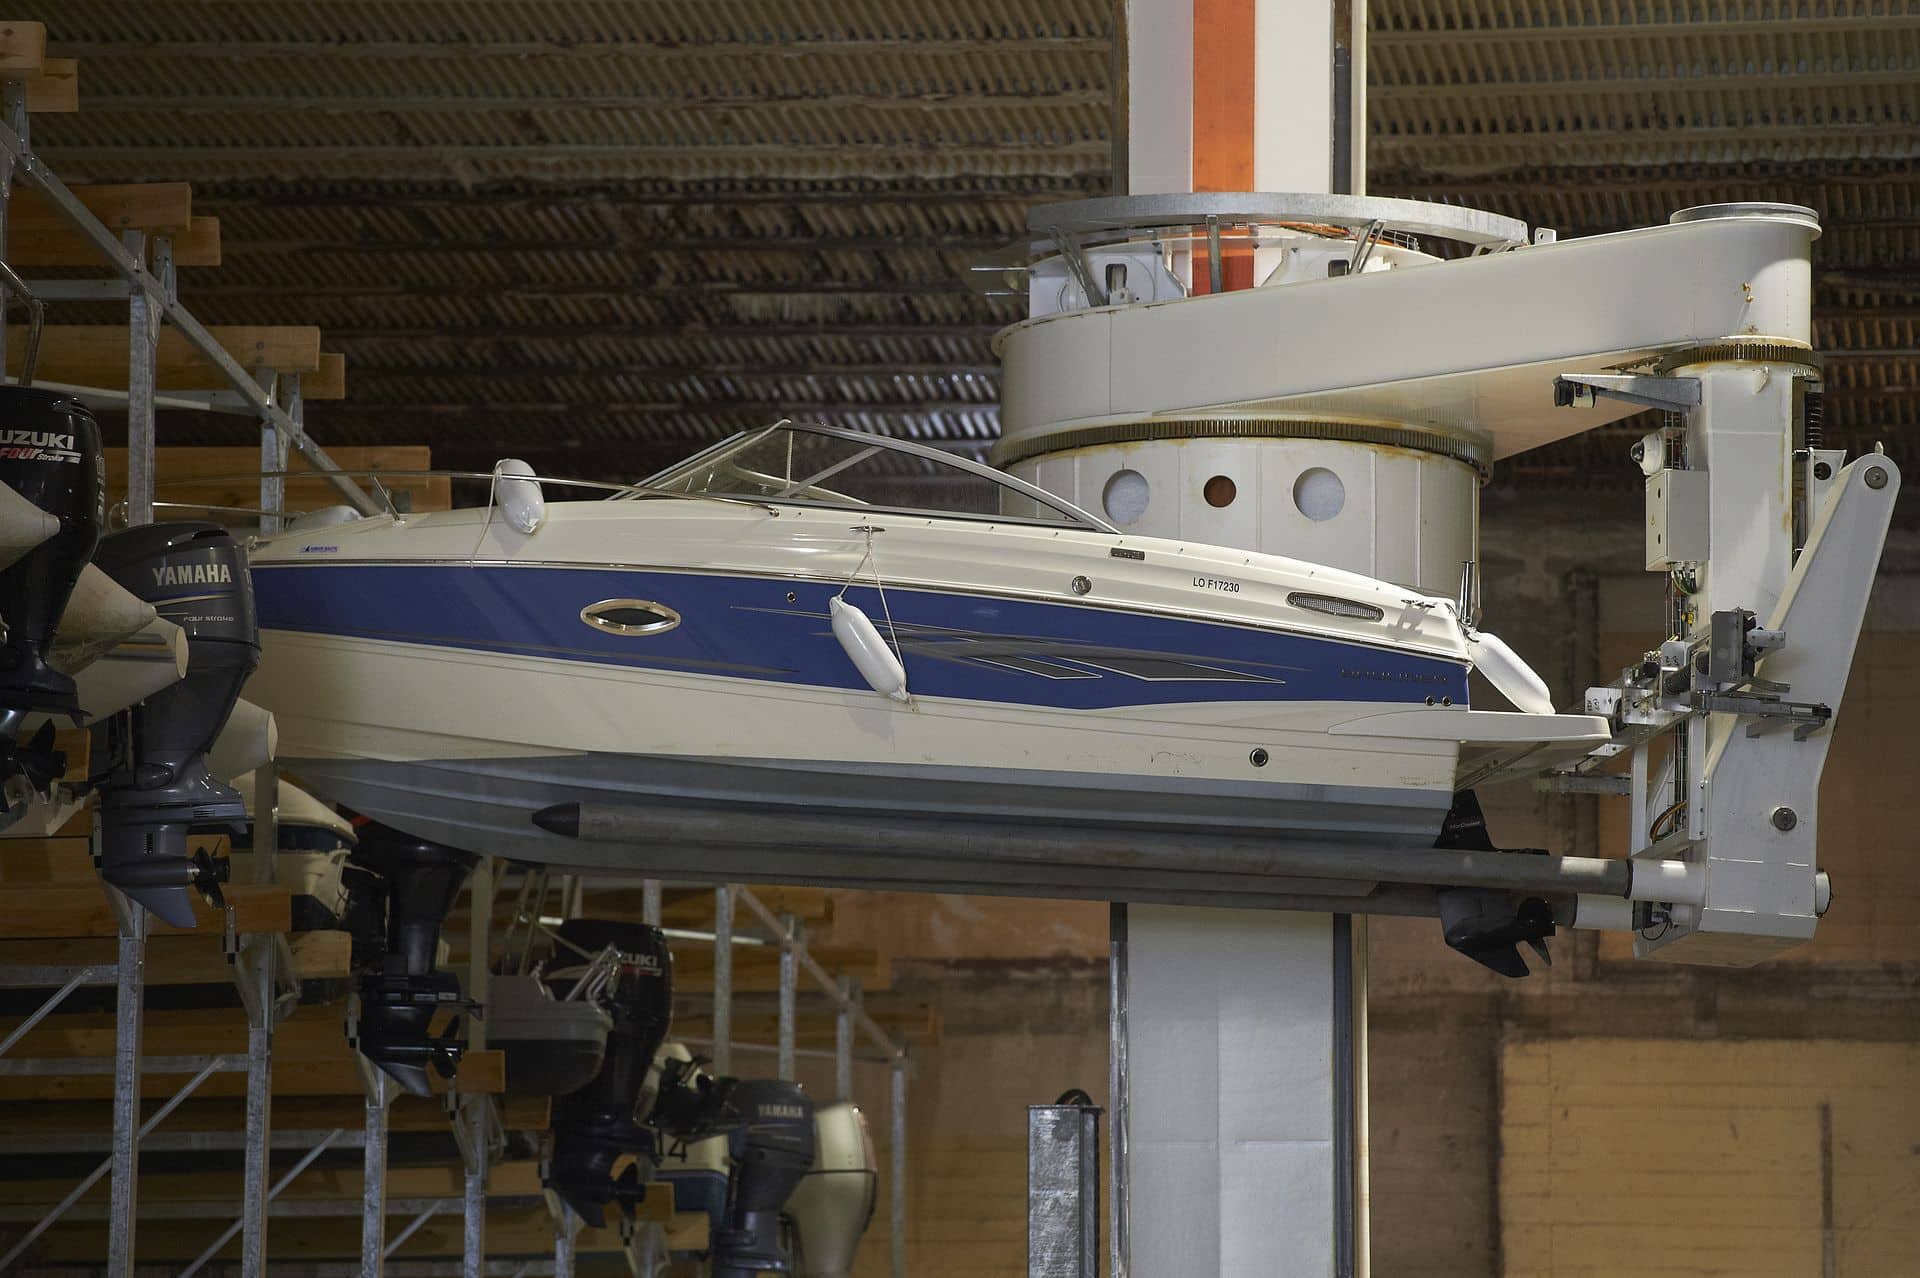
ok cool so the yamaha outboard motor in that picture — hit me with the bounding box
[711,1079,817,1278]
[88,522,254,925]
[347,823,475,1095]
[0,388,103,804]
[543,919,674,1225]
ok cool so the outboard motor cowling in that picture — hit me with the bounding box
[0,388,104,803]
[787,1102,877,1278]
[712,1079,817,1278]
[543,919,674,1225]
[88,522,256,925]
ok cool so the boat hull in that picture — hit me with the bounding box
[246,505,1478,877]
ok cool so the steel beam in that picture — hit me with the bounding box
[241,942,277,1276]
[711,886,733,1075]
[777,914,798,1082]
[890,1054,908,1278]
[361,1065,395,1278]
[106,897,148,1276]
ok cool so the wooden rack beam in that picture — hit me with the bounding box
[19,55,75,112]
[0,20,45,73]
[102,445,446,516]
[18,1206,680,1263]
[6,323,321,389]
[0,931,350,985]
[0,1093,551,1139]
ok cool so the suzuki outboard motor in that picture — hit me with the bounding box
[88,522,254,925]
[346,822,475,1095]
[711,1079,817,1278]
[543,919,674,1225]
[0,388,103,805]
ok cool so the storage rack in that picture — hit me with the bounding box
[0,29,913,1276]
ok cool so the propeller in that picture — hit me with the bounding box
[189,846,229,910]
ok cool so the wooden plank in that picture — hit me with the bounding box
[302,351,347,399]
[287,929,353,980]
[660,885,834,926]
[674,998,935,1049]
[0,833,92,884]
[6,324,321,390]
[105,445,449,516]
[0,1007,498,1100]
[0,1159,545,1206]
[454,1047,506,1095]
[0,930,351,984]
[7,183,193,237]
[170,215,222,268]
[0,881,288,939]
[21,54,75,111]
[0,20,45,73]
[26,1206,633,1262]
[671,942,888,993]
[0,1092,549,1137]
[8,208,219,270]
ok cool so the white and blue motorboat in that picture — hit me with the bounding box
[242,422,1605,883]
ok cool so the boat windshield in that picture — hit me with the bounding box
[639,422,1113,530]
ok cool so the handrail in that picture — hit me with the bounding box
[138,468,785,519]
[968,190,1533,298]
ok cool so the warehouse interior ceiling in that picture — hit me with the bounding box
[26,0,1918,501]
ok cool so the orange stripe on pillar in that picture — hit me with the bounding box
[1192,0,1256,192]
[1192,0,1257,293]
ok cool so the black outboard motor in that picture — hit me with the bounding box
[710,1079,817,1278]
[0,387,104,803]
[543,919,674,1225]
[88,522,254,925]
[346,823,476,1095]
[1433,789,1556,977]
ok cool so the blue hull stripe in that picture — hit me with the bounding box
[251,563,1468,711]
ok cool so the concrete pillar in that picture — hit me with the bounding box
[1017,3,1400,1273]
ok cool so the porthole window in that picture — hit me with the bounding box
[1203,474,1237,508]
[580,599,681,636]
[1292,467,1345,522]
[1103,469,1151,526]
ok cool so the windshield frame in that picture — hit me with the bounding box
[641,422,1118,533]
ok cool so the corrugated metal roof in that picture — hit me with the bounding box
[19,0,1915,494]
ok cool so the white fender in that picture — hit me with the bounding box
[285,504,363,533]
[0,479,59,573]
[207,698,279,783]
[829,597,909,702]
[22,617,187,734]
[1467,629,1555,715]
[494,458,546,535]
[49,565,157,676]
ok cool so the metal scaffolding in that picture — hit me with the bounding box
[0,85,372,1278]
[0,103,914,1275]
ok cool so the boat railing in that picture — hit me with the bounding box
[124,466,784,530]
[967,190,1535,304]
